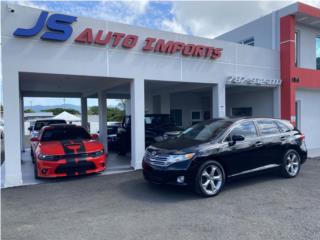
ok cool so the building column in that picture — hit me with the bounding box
[98,91,108,152]
[273,86,281,118]
[160,93,170,114]
[20,94,25,152]
[81,97,88,130]
[3,71,23,187]
[130,78,145,170]
[280,15,296,125]
[212,83,226,118]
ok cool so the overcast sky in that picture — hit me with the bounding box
[1,0,320,107]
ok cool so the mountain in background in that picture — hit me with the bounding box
[24,104,81,112]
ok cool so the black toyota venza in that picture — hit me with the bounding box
[143,118,307,197]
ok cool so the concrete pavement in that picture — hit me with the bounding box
[2,158,320,240]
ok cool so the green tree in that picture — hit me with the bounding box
[41,108,80,115]
[24,109,34,113]
[107,107,124,121]
[88,106,124,121]
[88,106,99,115]
[117,99,126,110]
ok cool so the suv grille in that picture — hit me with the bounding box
[144,150,169,167]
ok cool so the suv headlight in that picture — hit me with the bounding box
[167,153,195,165]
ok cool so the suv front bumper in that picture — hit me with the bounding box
[142,160,198,186]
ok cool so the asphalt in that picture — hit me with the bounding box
[2,158,320,240]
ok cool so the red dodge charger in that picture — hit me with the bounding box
[31,124,106,178]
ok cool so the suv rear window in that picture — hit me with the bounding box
[41,127,91,141]
[276,120,293,133]
[34,120,66,131]
[257,120,280,135]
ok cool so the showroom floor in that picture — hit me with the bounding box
[1,148,132,188]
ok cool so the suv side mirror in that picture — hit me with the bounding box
[232,135,245,142]
[228,135,245,146]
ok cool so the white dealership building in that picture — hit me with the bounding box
[1,2,319,187]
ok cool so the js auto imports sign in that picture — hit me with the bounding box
[13,11,223,60]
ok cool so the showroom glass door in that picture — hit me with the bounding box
[170,109,182,127]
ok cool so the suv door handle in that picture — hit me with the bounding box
[255,142,263,148]
[280,136,287,141]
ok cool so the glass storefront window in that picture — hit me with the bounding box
[295,32,298,67]
[316,36,320,70]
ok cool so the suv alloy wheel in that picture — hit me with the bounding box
[281,149,301,178]
[195,160,225,197]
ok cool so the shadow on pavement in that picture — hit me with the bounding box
[116,169,283,203]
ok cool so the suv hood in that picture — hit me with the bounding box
[151,137,203,151]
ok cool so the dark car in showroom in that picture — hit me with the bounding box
[107,122,121,151]
[117,114,182,155]
[143,118,307,197]
[31,124,106,178]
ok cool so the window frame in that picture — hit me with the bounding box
[191,110,202,125]
[295,31,300,67]
[239,37,255,46]
[316,35,320,70]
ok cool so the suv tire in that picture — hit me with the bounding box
[194,160,225,197]
[281,149,301,178]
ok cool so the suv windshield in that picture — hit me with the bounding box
[180,120,233,141]
[41,127,91,141]
[34,120,66,131]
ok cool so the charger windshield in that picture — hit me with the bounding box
[34,120,66,131]
[41,127,91,141]
[180,120,233,141]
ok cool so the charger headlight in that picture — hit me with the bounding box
[38,154,57,161]
[167,153,195,165]
[89,149,105,157]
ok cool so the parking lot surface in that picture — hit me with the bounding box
[2,158,320,240]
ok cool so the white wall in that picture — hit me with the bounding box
[226,88,274,118]
[296,89,320,154]
[170,92,211,128]
[216,3,299,51]
[296,23,320,70]
[1,4,279,85]
[217,14,274,49]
